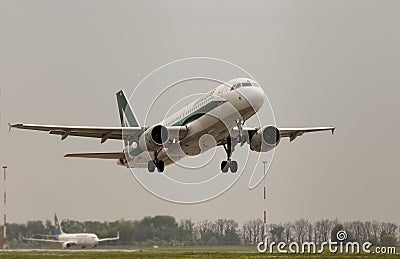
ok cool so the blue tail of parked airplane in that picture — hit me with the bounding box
[54,214,64,236]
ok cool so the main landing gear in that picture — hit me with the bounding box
[148,151,165,173]
[221,137,238,173]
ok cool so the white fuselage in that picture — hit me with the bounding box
[58,233,99,248]
[122,78,265,168]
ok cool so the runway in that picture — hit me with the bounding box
[0,248,139,253]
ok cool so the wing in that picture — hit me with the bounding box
[98,232,119,242]
[10,123,143,143]
[34,234,57,238]
[278,126,335,141]
[234,126,335,142]
[9,123,188,144]
[23,237,63,243]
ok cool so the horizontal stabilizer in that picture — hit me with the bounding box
[64,152,124,159]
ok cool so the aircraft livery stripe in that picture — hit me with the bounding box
[171,100,226,126]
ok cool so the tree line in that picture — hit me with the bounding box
[3,216,399,247]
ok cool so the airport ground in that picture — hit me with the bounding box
[0,247,399,259]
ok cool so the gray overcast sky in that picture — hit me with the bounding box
[0,0,399,224]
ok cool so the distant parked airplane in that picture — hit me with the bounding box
[24,214,119,248]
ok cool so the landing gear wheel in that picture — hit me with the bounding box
[230,160,238,173]
[148,161,156,173]
[221,161,229,173]
[156,160,165,173]
[221,137,239,173]
[148,150,164,173]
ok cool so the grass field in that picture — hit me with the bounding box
[0,247,399,259]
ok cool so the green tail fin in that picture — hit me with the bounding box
[116,90,140,127]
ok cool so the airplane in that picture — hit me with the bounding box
[23,214,119,248]
[10,78,334,173]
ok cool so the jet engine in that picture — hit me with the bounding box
[62,242,73,248]
[249,126,280,152]
[138,125,169,151]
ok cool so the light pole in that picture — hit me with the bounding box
[262,161,268,245]
[2,166,8,249]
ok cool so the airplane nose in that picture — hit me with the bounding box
[238,86,265,112]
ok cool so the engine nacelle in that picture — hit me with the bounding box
[250,126,281,152]
[62,242,73,248]
[138,125,169,151]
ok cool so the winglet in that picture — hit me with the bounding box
[8,123,22,131]
[331,126,335,134]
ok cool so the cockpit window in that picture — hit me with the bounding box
[230,81,253,90]
[230,83,241,90]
